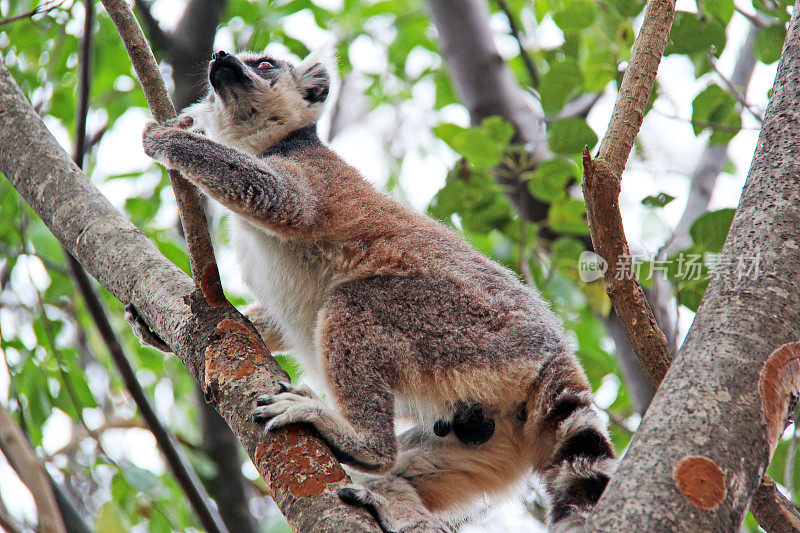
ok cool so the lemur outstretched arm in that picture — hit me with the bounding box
[142,122,320,233]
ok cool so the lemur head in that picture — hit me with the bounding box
[187,49,331,154]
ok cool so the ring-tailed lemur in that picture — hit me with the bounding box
[138,49,616,531]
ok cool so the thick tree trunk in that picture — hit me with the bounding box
[587,3,800,529]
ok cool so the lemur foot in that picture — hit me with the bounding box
[339,483,451,533]
[252,381,325,433]
[125,304,172,352]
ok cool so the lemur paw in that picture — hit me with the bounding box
[125,304,172,352]
[252,382,325,433]
[142,121,172,161]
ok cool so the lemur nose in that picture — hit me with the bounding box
[212,50,228,60]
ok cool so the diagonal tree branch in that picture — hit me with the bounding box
[100,0,222,299]
[0,62,380,532]
[581,0,675,389]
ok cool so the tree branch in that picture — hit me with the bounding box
[0,63,380,532]
[494,0,539,87]
[99,0,222,300]
[68,4,227,530]
[751,476,800,532]
[0,0,62,27]
[583,0,800,529]
[582,0,675,389]
[0,403,65,533]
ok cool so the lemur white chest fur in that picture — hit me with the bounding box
[229,215,331,380]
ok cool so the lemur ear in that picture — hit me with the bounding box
[298,47,334,104]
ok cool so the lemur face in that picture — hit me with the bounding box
[188,49,331,154]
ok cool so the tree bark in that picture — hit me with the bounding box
[0,63,380,533]
[137,1,262,528]
[587,3,800,529]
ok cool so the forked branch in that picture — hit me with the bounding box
[580,0,799,528]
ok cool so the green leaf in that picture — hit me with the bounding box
[703,0,734,24]
[548,198,590,235]
[605,0,645,18]
[664,12,726,56]
[428,165,514,234]
[641,192,675,208]
[677,281,707,312]
[433,117,513,167]
[528,158,579,203]
[553,0,599,32]
[691,84,741,145]
[124,466,159,492]
[28,221,63,270]
[539,59,581,114]
[154,238,190,276]
[754,24,786,64]
[689,208,736,253]
[97,501,128,533]
[547,118,598,155]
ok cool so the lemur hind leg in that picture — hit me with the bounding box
[340,472,451,533]
[348,354,616,531]
[252,377,397,472]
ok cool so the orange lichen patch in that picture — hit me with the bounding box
[200,262,228,307]
[205,319,269,391]
[255,426,346,498]
[674,456,726,510]
[759,342,800,455]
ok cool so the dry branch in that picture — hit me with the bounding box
[99,0,220,295]
[581,0,675,388]
[582,0,800,528]
[67,3,227,529]
[0,403,65,533]
[0,62,379,533]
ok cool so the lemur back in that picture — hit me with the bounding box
[141,48,616,531]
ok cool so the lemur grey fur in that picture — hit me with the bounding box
[138,48,616,531]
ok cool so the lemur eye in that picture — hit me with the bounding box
[257,61,274,69]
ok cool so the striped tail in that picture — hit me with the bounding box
[542,389,617,531]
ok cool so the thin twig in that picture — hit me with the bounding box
[99,0,224,303]
[0,0,62,27]
[707,52,763,123]
[0,490,25,533]
[494,0,539,87]
[581,0,798,527]
[734,4,767,27]
[67,6,228,531]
